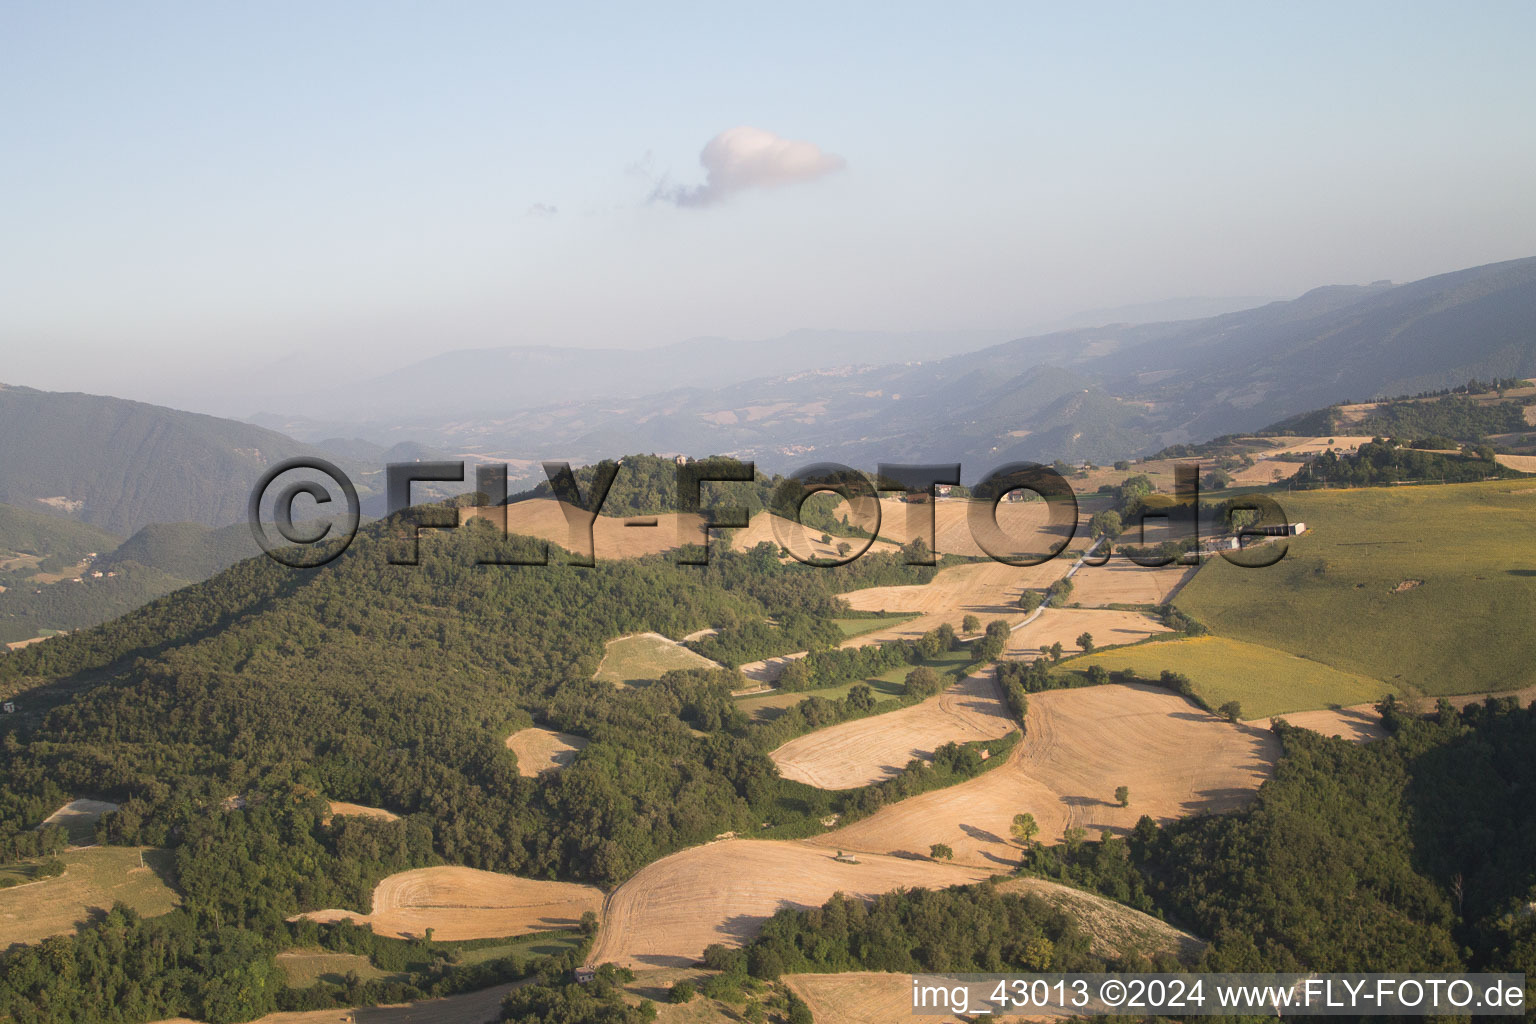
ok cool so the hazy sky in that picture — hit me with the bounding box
[4,2,1535,408]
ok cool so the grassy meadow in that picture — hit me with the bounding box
[1063,635,1390,719]
[0,847,179,946]
[593,632,721,687]
[1175,480,1536,698]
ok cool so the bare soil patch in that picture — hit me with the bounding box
[812,683,1277,868]
[506,727,589,776]
[1392,579,1424,593]
[769,670,1018,789]
[297,866,603,941]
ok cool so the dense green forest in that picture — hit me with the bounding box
[0,561,191,645]
[1290,438,1520,488]
[0,510,987,1021]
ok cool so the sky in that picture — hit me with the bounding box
[3,2,1535,411]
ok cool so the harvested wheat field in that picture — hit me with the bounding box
[585,840,995,969]
[1066,560,1196,607]
[324,802,400,823]
[869,497,1070,560]
[813,683,1277,868]
[1268,705,1388,743]
[298,866,603,941]
[460,499,707,560]
[41,798,120,844]
[728,509,898,562]
[1005,607,1169,658]
[0,846,179,946]
[1496,454,1536,473]
[506,726,590,775]
[594,632,721,687]
[770,671,1018,789]
[839,559,1074,647]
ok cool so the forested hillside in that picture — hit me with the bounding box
[0,383,371,534]
[0,509,969,1019]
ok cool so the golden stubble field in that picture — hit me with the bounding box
[768,670,1018,789]
[506,726,590,776]
[1004,607,1170,658]
[584,839,996,969]
[298,866,603,941]
[811,683,1278,868]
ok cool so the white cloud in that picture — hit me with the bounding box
[653,126,845,207]
[525,202,558,218]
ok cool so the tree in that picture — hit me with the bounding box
[1076,632,1094,653]
[1203,468,1233,490]
[1086,665,1110,686]
[962,614,981,634]
[1115,785,1130,807]
[1047,641,1064,662]
[929,842,954,861]
[1018,590,1043,613]
[1010,812,1039,848]
[1218,700,1243,722]
[669,981,696,1003]
[904,666,944,699]
[836,541,852,557]
[1088,509,1123,540]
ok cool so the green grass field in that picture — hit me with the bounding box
[832,614,919,638]
[1063,635,1390,719]
[1176,480,1536,698]
[734,647,973,721]
[593,632,721,687]
[450,930,584,966]
[276,950,402,987]
[0,847,179,946]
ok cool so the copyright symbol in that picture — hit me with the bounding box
[248,457,360,568]
[1100,979,1126,1008]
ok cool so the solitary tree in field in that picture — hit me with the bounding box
[929,842,954,861]
[1088,509,1123,540]
[962,614,981,634]
[1115,785,1130,807]
[836,541,852,557]
[1076,631,1095,652]
[1011,812,1039,848]
[1218,701,1244,722]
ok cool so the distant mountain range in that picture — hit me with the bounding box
[3,256,1532,533]
[250,256,1535,481]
